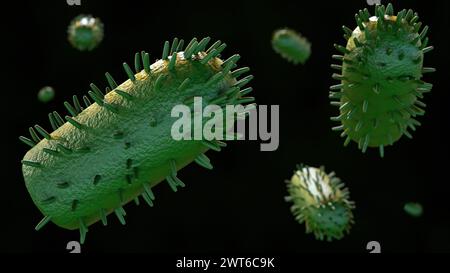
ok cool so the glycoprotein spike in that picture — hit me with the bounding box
[38,86,55,103]
[272,28,311,64]
[19,37,254,243]
[285,165,354,241]
[330,4,435,157]
[404,202,423,217]
[68,14,104,51]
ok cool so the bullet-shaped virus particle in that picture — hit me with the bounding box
[330,4,435,157]
[38,86,55,103]
[272,28,311,64]
[404,202,423,217]
[68,14,104,51]
[19,37,254,244]
[285,165,354,241]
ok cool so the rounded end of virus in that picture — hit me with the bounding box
[305,201,354,242]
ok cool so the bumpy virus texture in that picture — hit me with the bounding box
[272,28,311,64]
[68,14,104,51]
[20,37,254,243]
[330,4,435,157]
[404,202,423,217]
[38,86,55,103]
[285,165,354,241]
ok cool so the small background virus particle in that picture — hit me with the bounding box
[285,165,354,241]
[330,4,435,157]
[37,86,55,103]
[68,14,104,51]
[404,202,423,217]
[272,28,311,64]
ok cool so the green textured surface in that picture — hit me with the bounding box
[20,38,254,242]
[330,4,434,156]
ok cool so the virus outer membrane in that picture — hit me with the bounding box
[19,37,254,243]
[68,14,104,51]
[330,4,435,157]
[285,165,354,241]
[38,86,55,103]
[272,28,311,64]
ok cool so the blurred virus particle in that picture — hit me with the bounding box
[330,4,435,157]
[38,86,55,103]
[19,37,254,244]
[285,165,354,241]
[68,14,104,51]
[272,28,311,64]
[404,202,423,217]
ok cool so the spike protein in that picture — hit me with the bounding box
[285,165,354,241]
[68,14,104,51]
[330,4,435,157]
[272,28,311,64]
[19,37,254,244]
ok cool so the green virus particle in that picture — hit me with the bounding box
[19,37,254,244]
[272,28,311,64]
[404,202,423,217]
[329,4,435,157]
[68,14,104,51]
[285,165,354,241]
[38,86,55,103]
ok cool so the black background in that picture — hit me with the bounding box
[2,0,449,253]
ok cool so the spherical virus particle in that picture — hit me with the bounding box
[19,37,254,244]
[68,14,104,51]
[404,202,423,217]
[272,28,311,64]
[285,165,354,241]
[330,4,435,157]
[38,86,55,103]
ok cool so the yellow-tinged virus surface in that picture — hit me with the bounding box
[285,165,354,241]
[330,4,435,157]
[19,37,254,244]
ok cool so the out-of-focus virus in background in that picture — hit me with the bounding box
[67,14,104,51]
[404,202,423,217]
[272,28,311,65]
[37,86,55,103]
[285,165,355,241]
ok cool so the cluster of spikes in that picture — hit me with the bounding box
[20,37,254,243]
[329,3,435,157]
